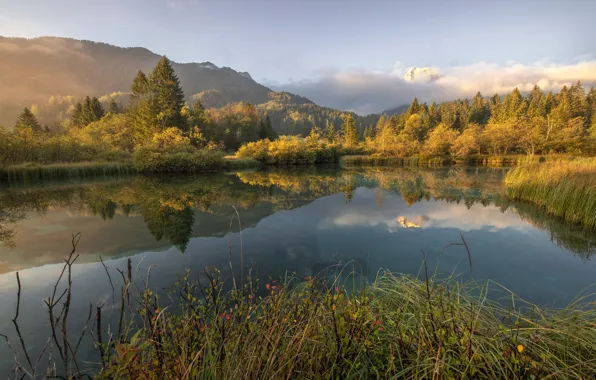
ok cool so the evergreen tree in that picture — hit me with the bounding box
[469,92,489,125]
[258,115,277,140]
[130,70,150,102]
[527,85,546,117]
[91,97,105,120]
[325,120,337,142]
[342,114,359,146]
[407,97,421,116]
[71,102,84,128]
[108,98,120,114]
[189,100,208,129]
[14,107,42,132]
[150,56,187,130]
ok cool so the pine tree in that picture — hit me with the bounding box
[527,85,546,117]
[325,120,337,142]
[407,97,421,116]
[342,114,359,146]
[150,56,187,130]
[108,98,120,114]
[127,70,157,144]
[90,97,105,120]
[469,92,489,125]
[130,70,150,102]
[14,107,42,132]
[264,115,277,140]
[71,102,84,128]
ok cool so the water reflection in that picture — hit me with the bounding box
[2,167,594,274]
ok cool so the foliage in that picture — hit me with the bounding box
[133,147,224,173]
[368,82,596,159]
[237,136,341,165]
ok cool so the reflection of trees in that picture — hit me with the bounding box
[1,167,594,258]
[142,200,195,253]
[495,198,596,260]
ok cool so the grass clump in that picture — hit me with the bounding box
[223,155,263,170]
[0,161,135,184]
[98,269,596,379]
[505,158,596,228]
[341,155,454,167]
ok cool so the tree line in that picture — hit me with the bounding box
[367,83,596,157]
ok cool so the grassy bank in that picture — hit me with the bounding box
[0,161,135,184]
[340,155,454,167]
[505,158,596,228]
[93,270,596,379]
[0,153,264,184]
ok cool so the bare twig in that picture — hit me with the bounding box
[12,272,34,374]
[99,255,115,303]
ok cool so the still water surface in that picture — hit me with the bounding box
[1,166,595,373]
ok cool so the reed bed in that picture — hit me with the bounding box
[0,162,135,184]
[340,155,453,167]
[505,158,596,229]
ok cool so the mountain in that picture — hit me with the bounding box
[0,36,275,124]
[382,104,409,116]
[0,36,379,133]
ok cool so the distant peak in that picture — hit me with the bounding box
[238,71,252,79]
[198,61,219,70]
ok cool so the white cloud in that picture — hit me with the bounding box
[277,59,596,115]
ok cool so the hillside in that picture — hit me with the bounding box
[0,36,379,133]
[0,36,270,124]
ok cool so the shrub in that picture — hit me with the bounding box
[238,136,342,165]
[133,147,224,173]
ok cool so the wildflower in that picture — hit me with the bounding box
[266,283,270,290]
[517,344,524,353]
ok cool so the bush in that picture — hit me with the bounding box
[237,136,342,165]
[133,147,224,173]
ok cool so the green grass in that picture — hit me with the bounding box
[223,156,263,170]
[95,269,596,379]
[462,154,551,166]
[0,162,135,184]
[340,155,454,167]
[505,158,596,229]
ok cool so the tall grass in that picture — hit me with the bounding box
[96,269,596,379]
[505,158,596,228]
[462,154,551,166]
[340,155,454,167]
[0,162,135,185]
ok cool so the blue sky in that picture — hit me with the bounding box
[1,0,595,113]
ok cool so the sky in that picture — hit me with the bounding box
[1,0,595,114]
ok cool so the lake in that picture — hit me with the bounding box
[1,165,596,374]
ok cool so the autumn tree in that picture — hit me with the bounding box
[342,114,359,147]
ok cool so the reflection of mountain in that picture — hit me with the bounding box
[1,166,595,273]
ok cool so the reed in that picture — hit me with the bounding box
[505,158,596,228]
[340,155,454,167]
[0,162,135,185]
